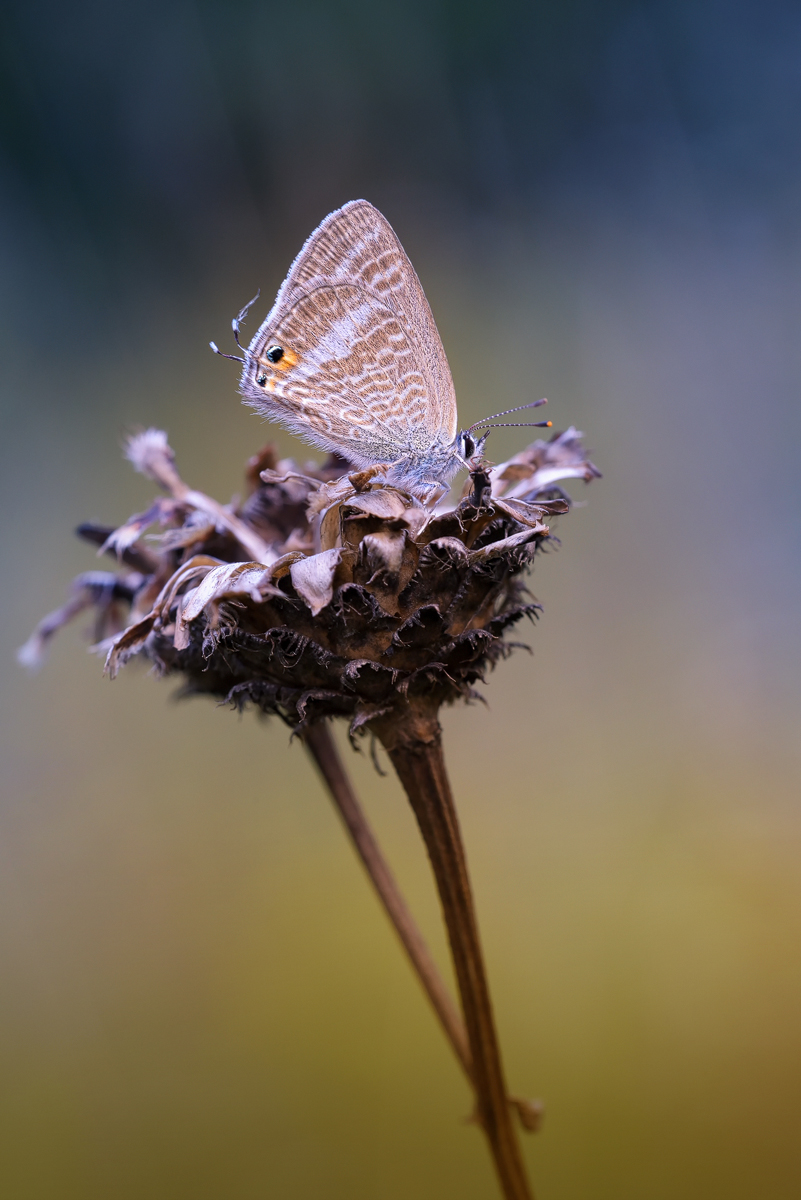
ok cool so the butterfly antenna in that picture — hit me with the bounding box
[209,342,245,363]
[479,420,552,430]
[467,398,547,432]
[210,290,262,364]
[232,289,261,351]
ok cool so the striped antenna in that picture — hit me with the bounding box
[477,420,552,429]
[467,398,547,432]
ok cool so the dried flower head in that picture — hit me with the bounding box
[21,431,599,738]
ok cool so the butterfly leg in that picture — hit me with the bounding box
[417,480,449,508]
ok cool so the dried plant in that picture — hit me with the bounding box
[20,426,600,1200]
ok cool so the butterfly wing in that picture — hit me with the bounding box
[239,201,457,465]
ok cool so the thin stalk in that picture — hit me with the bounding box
[375,705,534,1200]
[302,722,472,1080]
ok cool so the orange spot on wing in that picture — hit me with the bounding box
[257,345,299,373]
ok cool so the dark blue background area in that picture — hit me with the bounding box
[3,2,801,295]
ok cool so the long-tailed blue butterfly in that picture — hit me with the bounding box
[212,200,550,499]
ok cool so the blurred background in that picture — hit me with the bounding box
[2,1,800,1196]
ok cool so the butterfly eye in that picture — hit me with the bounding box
[266,345,284,364]
[256,373,267,386]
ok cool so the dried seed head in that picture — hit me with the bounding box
[20,429,600,736]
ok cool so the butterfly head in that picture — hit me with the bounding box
[456,429,489,466]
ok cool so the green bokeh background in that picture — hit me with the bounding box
[2,2,800,1196]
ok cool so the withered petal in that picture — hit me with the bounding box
[18,573,137,670]
[152,556,225,622]
[176,561,283,638]
[77,523,160,574]
[349,702,394,742]
[343,659,399,700]
[361,529,406,581]
[468,525,546,564]
[343,490,417,522]
[17,595,94,669]
[268,551,307,580]
[306,475,356,518]
[319,502,343,551]
[389,604,448,651]
[105,614,156,677]
[157,518,217,550]
[173,593,193,650]
[290,548,345,616]
[492,427,601,498]
[493,496,568,526]
[100,497,178,559]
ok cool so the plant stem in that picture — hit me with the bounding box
[375,705,534,1200]
[302,722,472,1080]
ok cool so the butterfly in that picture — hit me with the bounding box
[211,200,550,500]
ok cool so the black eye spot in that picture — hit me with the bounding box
[256,373,267,386]
[266,345,284,363]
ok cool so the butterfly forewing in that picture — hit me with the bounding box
[240,201,458,464]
